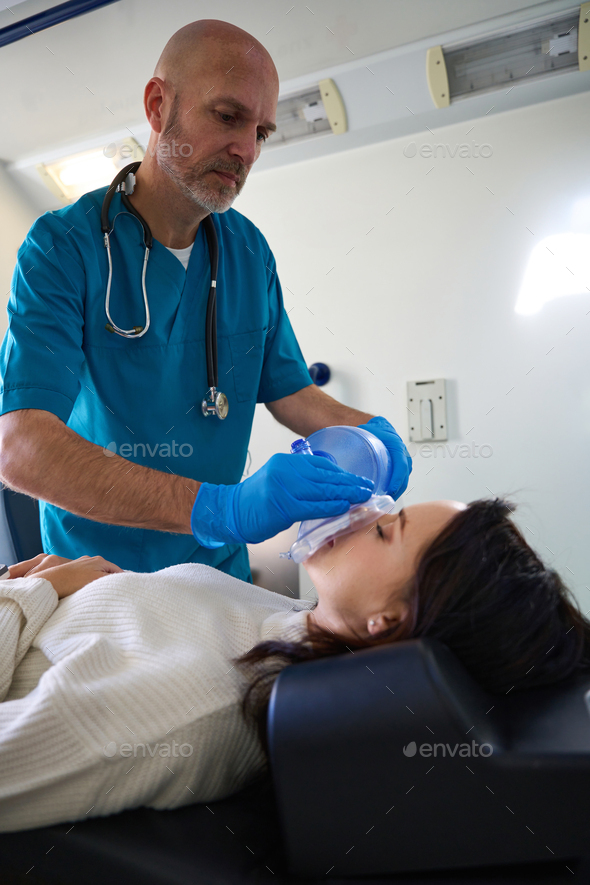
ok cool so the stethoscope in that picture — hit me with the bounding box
[100,161,229,420]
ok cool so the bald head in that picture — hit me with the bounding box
[154,19,279,97]
[136,19,279,229]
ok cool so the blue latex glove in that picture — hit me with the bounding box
[357,415,412,501]
[191,453,375,548]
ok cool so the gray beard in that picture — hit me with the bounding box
[156,149,243,214]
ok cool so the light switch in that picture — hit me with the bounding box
[407,379,448,442]
[420,399,434,439]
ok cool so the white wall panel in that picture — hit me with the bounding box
[237,89,590,605]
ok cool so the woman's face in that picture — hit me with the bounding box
[304,500,466,639]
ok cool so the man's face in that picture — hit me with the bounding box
[155,59,278,213]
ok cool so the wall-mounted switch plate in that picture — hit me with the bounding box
[407,379,448,442]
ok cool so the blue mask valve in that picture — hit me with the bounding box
[291,438,313,455]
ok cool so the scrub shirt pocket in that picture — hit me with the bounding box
[228,329,266,403]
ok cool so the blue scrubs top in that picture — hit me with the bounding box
[0,186,312,580]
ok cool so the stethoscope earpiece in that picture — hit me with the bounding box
[105,323,143,335]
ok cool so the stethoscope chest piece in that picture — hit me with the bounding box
[202,388,229,420]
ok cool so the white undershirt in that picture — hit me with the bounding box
[166,241,194,271]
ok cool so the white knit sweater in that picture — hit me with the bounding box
[0,563,313,832]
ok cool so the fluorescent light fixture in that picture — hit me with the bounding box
[515,232,590,314]
[37,137,144,202]
[54,151,115,187]
[265,79,347,149]
[427,5,590,107]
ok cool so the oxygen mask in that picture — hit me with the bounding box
[280,425,396,564]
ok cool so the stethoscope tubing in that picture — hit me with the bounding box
[202,216,219,390]
[104,222,151,339]
[101,162,220,391]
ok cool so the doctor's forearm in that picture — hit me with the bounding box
[0,410,197,534]
[266,384,374,438]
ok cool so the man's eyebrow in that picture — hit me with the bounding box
[210,95,277,132]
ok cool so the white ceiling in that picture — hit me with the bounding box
[1,0,556,163]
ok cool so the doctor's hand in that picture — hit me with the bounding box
[191,453,375,547]
[10,554,124,598]
[357,415,412,500]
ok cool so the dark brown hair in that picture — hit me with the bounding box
[234,497,590,755]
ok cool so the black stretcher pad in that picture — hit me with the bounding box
[1,640,589,884]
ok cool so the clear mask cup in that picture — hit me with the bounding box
[280,425,396,564]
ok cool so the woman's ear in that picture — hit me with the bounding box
[367,603,409,636]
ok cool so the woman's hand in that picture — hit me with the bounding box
[9,553,72,578]
[8,554,124,599]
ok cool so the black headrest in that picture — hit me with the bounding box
[268,637,590,878]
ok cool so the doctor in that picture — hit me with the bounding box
[0,19,411,581]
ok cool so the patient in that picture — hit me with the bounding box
[0,496,588,832]
[238,497,590,753]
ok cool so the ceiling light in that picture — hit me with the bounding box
[37,137,144,202]
[427,5,589,108]
[265,79,347,149]
[56,151,115,187]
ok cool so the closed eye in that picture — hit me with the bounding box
[376,510,405,540]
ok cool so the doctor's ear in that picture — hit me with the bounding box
[143,78,167,133]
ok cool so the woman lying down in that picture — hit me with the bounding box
[1,496,589,832]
